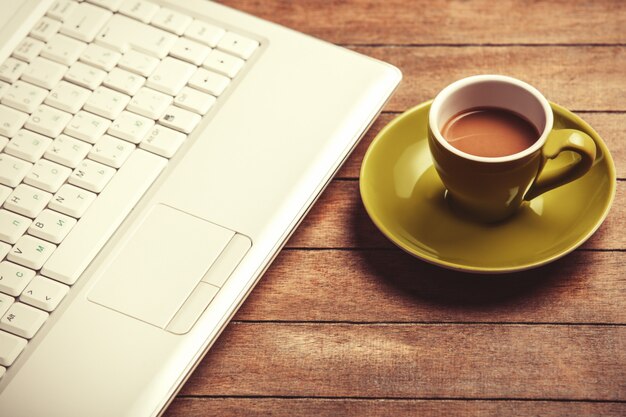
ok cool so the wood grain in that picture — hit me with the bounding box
[234,251,626,323]
[166,398,626,417]
[349,47,626,112]
[219,0,626,45]
[180,323,626,400]
[354,46,626,111]
[338,113,626,179]
[285,181,624,250]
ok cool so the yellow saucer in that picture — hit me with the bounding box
[359,101,616,273]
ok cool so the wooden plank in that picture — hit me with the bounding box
[286,181,625,250]
[166,398,626,417]
[218,0,626,45]
[346,47,626,112]
[338,113,626,179]
[235,251,626,323]
[180,323,626,400]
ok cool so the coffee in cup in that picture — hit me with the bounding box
[441,107,539,158]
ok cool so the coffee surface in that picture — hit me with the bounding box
[441,107,539,157]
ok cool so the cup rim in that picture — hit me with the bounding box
[429,74,554,163]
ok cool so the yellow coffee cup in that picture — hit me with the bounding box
[428,75,596,222]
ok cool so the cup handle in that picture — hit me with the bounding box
[524,129,597,201]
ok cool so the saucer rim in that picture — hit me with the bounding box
[359,100,617,274]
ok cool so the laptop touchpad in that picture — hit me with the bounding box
[88,204,236,328]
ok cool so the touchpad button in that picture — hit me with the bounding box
[88,204,235,328]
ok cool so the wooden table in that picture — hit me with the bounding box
[167,1,625,415]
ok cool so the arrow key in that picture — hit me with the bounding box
[20,275,68,312]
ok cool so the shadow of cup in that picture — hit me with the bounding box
[351,191,590,310]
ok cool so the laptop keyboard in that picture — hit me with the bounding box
[0,0,259,379]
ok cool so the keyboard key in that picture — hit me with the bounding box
[25,105,72,138]
[127,87,171,119]
[47,0,79,22]
[89,134,135,168]
[0,302,48,339]
[4,184,53,218]
[0,105,28,137]
[48,184,96,217]
[146,57,196,95]
[21,57,67,89]
[118,0,159,23]
[0,58,28,84]
[174,87,215,115]
[0,242,10,260]
[31,17,61,42]
[0,210,31,247]
[170,37,211,66]
[20,275,69,312]
[117,50,159,77]
[188,68,230,96]
[0,82,9,100]
[217,31,259,60]
[185,20,225,47]
[65,61,107,90]
[0,185,11,205]
[0,366,4,378]
[41,34,87,65]
[159,106,201,134]
[8,235,56,270]
[28,209,77,244]
[45,134,92,168]
[0,330,27,366]
[69,159,115,192]
[103,68,145,95]
[140,124,185,158]
[42,150,166,285]
[0,210,31,244]
[84,86,130,119]
[86,0,124,11]
[108,111,154,144]
[1,81,49,114]
[0,293,12,315]
[45,81,91,113]
[151,7,192,35]
[61,2,112,42]
[24,159,72,192]
[0,136,7,152]
[80,43,121,71]
[0,262,35,296]
[96,14,176,58]
[64,111,110,143]
[12,37,45,63]
[203,49,244,78]
[5,129,52,163]
[0,154,32,187]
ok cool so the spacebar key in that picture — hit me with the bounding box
[41,150,167,285]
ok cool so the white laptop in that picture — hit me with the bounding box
[0,1,400,415]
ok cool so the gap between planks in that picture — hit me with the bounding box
[280,246,626,251]
[340,43,626,48]
[228,320,626,327]
[175,394,626,403]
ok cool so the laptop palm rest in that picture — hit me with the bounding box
[88,204,250,331]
